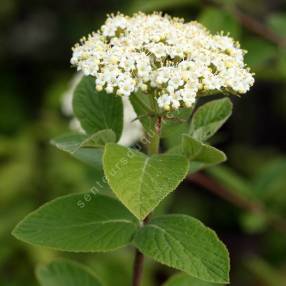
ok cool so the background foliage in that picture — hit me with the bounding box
[0,0,286,285]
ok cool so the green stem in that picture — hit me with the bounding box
[131,116,161,286]
[146,92,161,155]
[148,115,161,155]
[147,131,160,155]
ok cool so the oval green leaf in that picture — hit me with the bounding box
[103,143,189,220]
[13,194,138,252]
[134,214,230,284]
[190,98,232,142]
[182,134,226,173]
[73,76,123,140]
[50,129,116,172]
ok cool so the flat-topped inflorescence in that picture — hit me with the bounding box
[71,12,254,110]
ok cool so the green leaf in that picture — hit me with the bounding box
[103,143,189,220]
[182,135,226,172]
[161,108,193,148]
[134,214,230,283]
[81,129,117,147]
[51,129,116,171]
[51,133,103,171]
[51,129,116,151]
[190,98,233,142]
[164,273,223,286]
[72,148,103,170]
[12,193,138,252]
[130,92,157,132]
[51,133,87,153]
[168,135,226,173]
[73,76,123,139]
[199,8,240,38]
[36,259,102,286]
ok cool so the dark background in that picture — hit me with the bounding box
[1,0,286,285]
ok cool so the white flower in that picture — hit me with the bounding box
[147,42,167,58]
[119,56,136,72]
[102,14,128,37]
[157,94,172,110]
[117,73,136,96]
[71,12,254,110]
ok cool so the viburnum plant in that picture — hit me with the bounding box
[13,12,254,286]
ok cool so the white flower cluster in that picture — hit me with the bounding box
[71,12,254,110]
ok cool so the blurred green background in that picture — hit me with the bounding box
[0,0,286,285]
